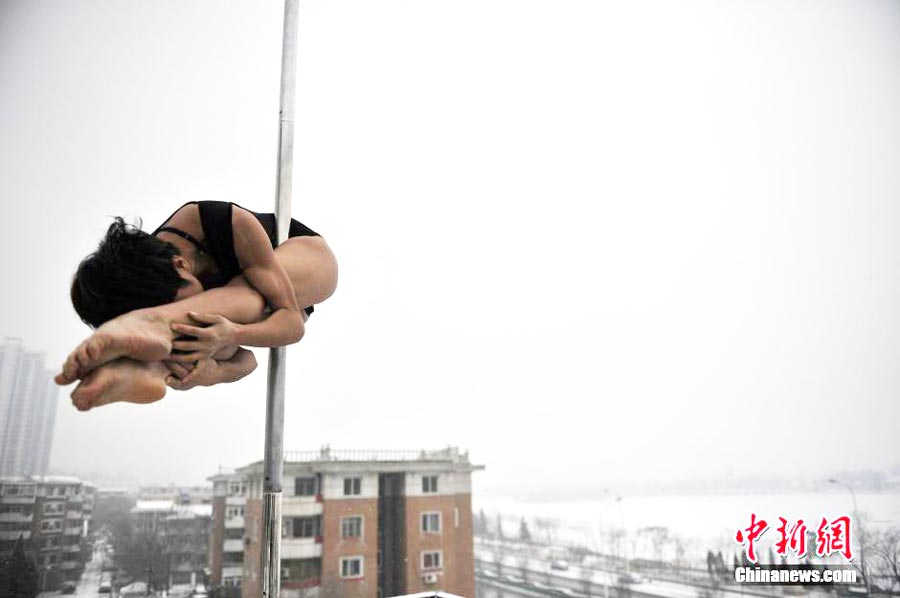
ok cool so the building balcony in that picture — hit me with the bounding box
[66,511,82,519]
[62,544,81,554]
[0,513,33,523]
[281,539,322,560]
[225,496,247,506]
[40,528,63,535]
[222,565,243,579]
[0,496,36,505]
[224,516,244,529]
[0,531,31,540]
[282,501,323,517]
[64,526,82,536]
[223,539,244,553]
[60,561,80,571]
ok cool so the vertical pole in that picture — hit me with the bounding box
[261,1,299,597]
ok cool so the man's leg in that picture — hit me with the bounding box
[70,358,169,411]
[57,236,337,384]
[56,280,266,384]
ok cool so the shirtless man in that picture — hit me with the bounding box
[56,201,338,410]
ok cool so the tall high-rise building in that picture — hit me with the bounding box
[209,447,483,598]
[0,338,59,477]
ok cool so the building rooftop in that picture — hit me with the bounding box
[169,504,212,518]
[132,499,176,513]
[0,475,87,485]
[236,446,484,477]
[131,500,212,518]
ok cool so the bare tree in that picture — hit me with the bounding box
[535,517,562,546]
[870,526,900,593]
[517,555,530,584]
[638,526,670,563]
[580,561,595,597]
[493,541,508,577]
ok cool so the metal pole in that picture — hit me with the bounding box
[261,1,299,597]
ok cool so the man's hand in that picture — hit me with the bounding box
[169,312,238,362]
[164,358,221,390]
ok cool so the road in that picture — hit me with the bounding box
[39,547,108,598]
[475,545,837,598]
[74,547,107,597]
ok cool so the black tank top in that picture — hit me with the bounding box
[153,201,318,314]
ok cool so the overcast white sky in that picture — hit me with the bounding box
[1,0,898,496]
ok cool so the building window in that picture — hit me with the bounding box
[282,558,321,581]
[223,552,244,565]
[284,516,320,538]
[3,485,34,497]
[341,516,362,539]
[225,528,243,540]
[340,556,363,579]
[228,482,247,496]
[421,512,441,534]
[343,477,361,496]
[422,475,438,494]
[226,506,245,518]
[294,477,317,496]
[41,520,62,532]
[422,551,442,570]
[43,502,64,516]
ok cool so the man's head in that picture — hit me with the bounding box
[71,218,192,328]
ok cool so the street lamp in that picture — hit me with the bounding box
[828,478,871,595]
[597,497,622,560]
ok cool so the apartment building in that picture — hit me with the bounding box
[208,447,482,598]
[131,500,212,586]
[208,470,248,590]
[0,476,95,589]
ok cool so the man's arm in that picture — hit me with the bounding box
[230,207,304,345]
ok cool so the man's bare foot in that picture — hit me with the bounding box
[56,311,173,384]
[70,359,168,411]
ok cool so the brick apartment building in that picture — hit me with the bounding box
[208,447,483,598]
[208,470,248,590]
[0,476,95,588]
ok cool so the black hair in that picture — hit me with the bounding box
[71,217,189,328]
